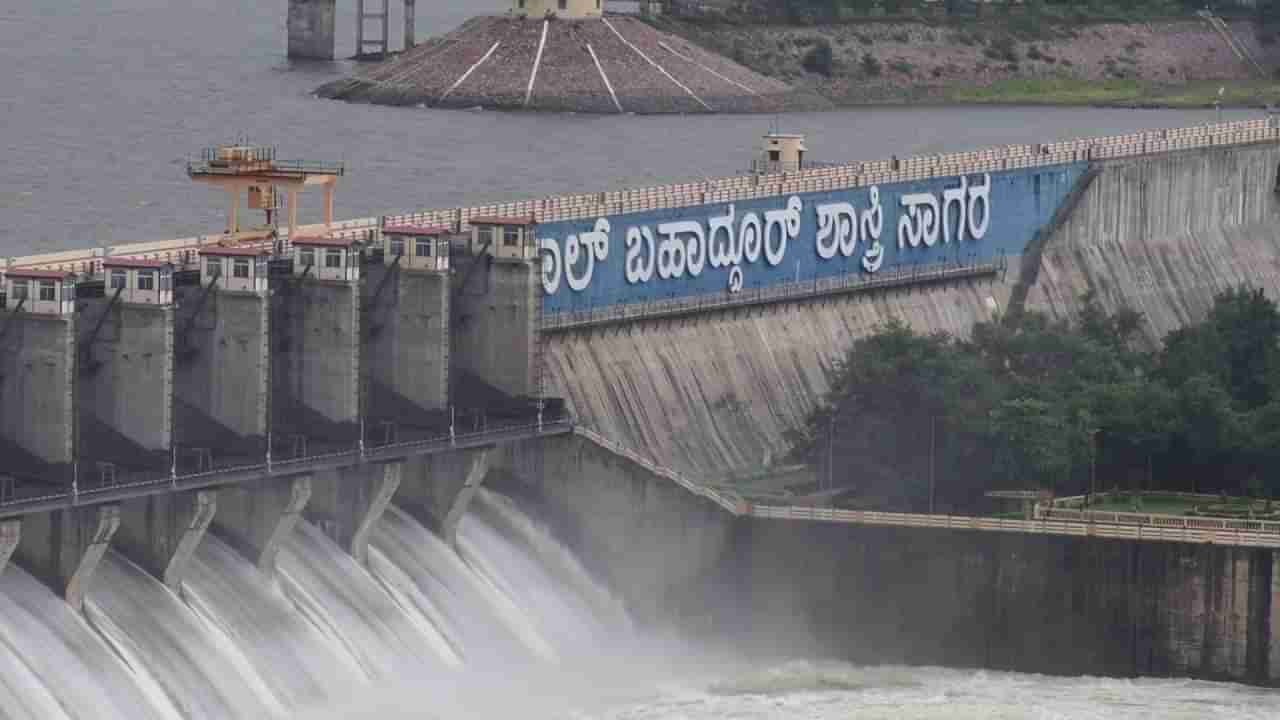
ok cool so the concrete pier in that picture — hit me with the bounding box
[0,313,76,484]
[76,300,174,474]
[14,505,121,610]
[397,448,490,544]
[272,278,360,452]
[404,0,416,50]
[174,286,270,466]
[451,257,539,399]
[364,262,450,431]
[213,476,311,573]
[287,0,337,60]
[115,490,217,593]
[308,462,401,564]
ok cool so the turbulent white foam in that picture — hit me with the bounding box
[0,497,1277,720]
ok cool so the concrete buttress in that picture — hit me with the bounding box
[0,313,76,483]
[308,462,402,565]
[14,505,121,610]
[213,476,311,573]
[396,448,490,545]
[451,258,539,399]
[273,277,360,449]
[115,490,217,593]
[174,286,270,463]
[364,264,450,417]
[76,301,174,468]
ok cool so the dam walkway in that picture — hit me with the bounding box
[573,428,1280,550]
[0,418,573,521]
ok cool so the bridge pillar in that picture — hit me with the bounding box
[404,0,416,50]
[451,258,540,399]
[287,0,337,60]
[363,263,450,437]
[0,313,76,485]
[174,286,270,469]
[115,490,217,593]
[77,301,174,477]
[14,505,120,611]
[308,462,401,565]
[213,475,311,573]
[396,448,490,545]
[272,276,360,454]
[0,520,20,574]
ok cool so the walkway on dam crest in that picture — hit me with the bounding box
[573,429,1280,550]
[0,420,573,520]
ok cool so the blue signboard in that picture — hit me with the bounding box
[537,163,1088,314]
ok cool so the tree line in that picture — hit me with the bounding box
[790,287,1280,512]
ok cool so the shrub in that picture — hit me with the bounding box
[861,52,883,76]
[891,30,911,42]
[889,59,914,75]
[985,35,1018,63]
[802,38,835,76]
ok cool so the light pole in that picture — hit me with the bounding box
[929,415,937,514]
[1088,428,1100,508]
[826,413,836,492]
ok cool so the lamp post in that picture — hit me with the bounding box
[1088,428,1100,508]
[929,415,937,514]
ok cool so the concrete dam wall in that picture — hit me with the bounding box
[544,139,1280,479]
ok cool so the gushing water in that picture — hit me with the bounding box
[0,491,1276,719]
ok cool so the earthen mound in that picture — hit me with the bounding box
[316,16,830,114]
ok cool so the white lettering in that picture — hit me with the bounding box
[763,196,802,267]
[740,212,762,264]
[967,173,991,240]
[942,176,967,244]
[707,204,738,268]
[624,226,655,284]
[540,237,562,294]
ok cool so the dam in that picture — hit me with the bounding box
[3,117,1280,715]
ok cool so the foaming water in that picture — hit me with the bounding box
[0,497,1276,719]
[183,533,364,708]
[277,520,452,679]
[572,661,1280,720]
[85,552,284,719]
[0,564,176,720]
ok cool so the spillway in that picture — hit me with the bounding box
[0,489,633,719]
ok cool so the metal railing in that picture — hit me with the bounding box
[0,416,574,518]
[1035,506,1280,535]
[542,258,1002,332]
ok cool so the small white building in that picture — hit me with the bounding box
[292,234,363,282]
[755,132,807,174]
[199,246,271,294]
[103,258,174,305]
[4,269,76,316]
[382,225,451,272]
[469,216,538,261]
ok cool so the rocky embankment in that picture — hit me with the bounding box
[316,15,830,114]
[655,15,1280,106]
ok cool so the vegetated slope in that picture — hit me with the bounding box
[316,16,830,113]
[544,143,1280,480]
[655,16,1279,105]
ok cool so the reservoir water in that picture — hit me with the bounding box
[0,0,1260,257]
[2,1,1279,717]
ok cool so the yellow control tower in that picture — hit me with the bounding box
[186,145,345,241]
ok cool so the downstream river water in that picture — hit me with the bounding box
[2,1,1278,718]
